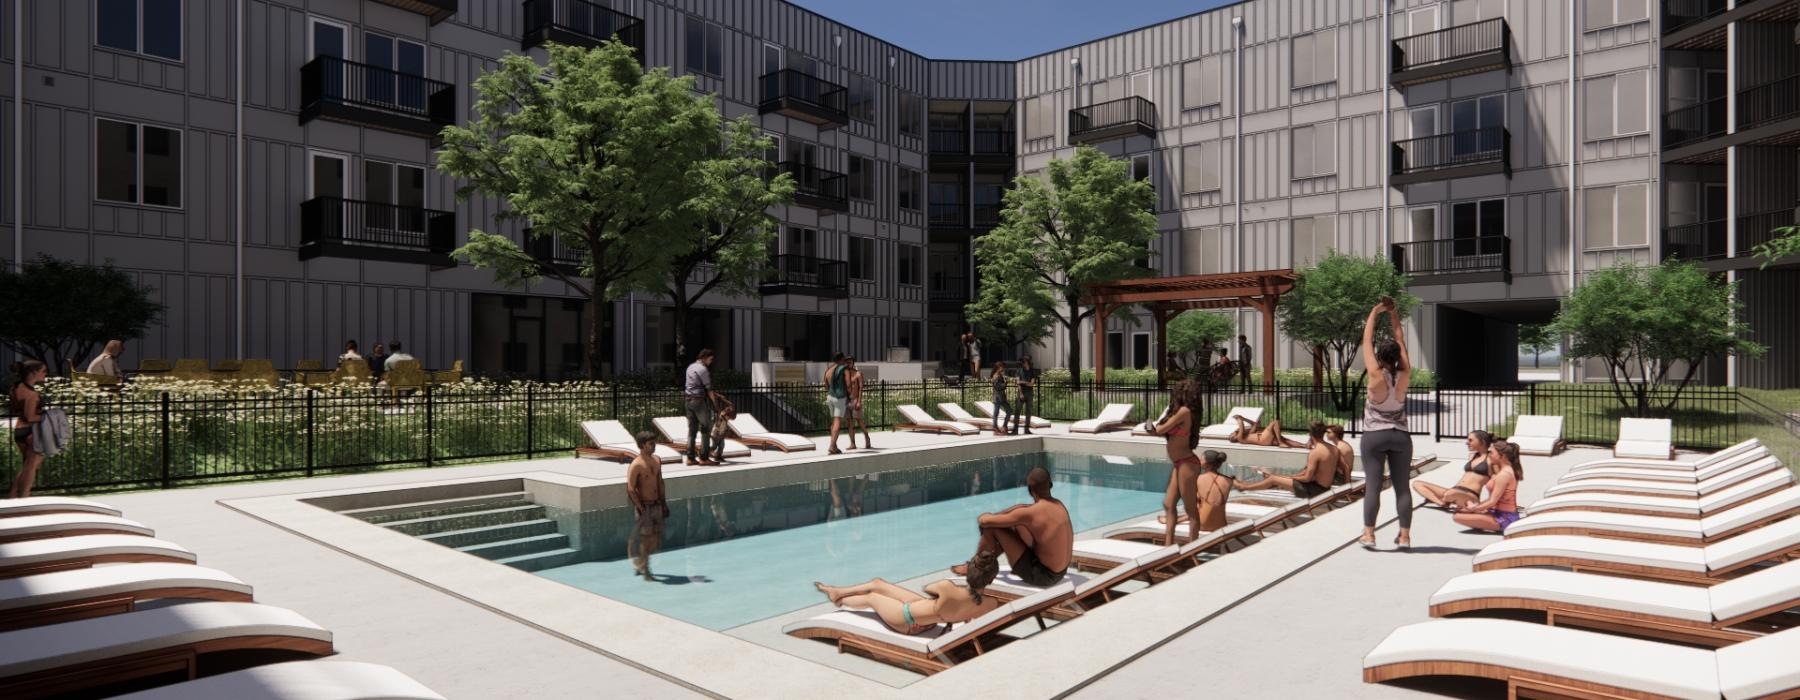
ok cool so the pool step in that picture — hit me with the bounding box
[492,547,580,572]
[421,518,560,549]
[343,492,532,524]
[383,504,547,536]
[458,533,573,562]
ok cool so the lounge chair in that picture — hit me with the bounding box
[0,514,154,544]
[0,497,121,519]
[650,416,751,459]
[1130,405,1173,437]
[574,420,682,463]
[1071,520,1255,577]
[0,563,252,632]
[1069,403,1134,433]
[1557,446,1770,484]
[1198,406,1263,440]
[975,401,1051,430]
[726,414,816,452]
[113,661,446,700]
[1470,514,1800,584]
[0,535,196,579]
[0,601,333,697]
[962,546,1176,619]
[936,403,995,431]
[1568,438,1763,474]
[1509,415,1565,456]
[894,405,980,436]
[1428,560,1800,647]
[1502,483,1800,545]
[1529,470,1794,520]
[782,581,1076,675]
[1099,502,1279,543]
[1615,417,1675,460]
[1365,618,1800,699]
[1542,455,1786,500]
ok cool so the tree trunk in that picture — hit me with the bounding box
[1065,320,1083,390]
[671,278,689,369]
[586,272,607,380]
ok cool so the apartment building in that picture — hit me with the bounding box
[1,0,1793,387]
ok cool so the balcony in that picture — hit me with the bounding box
[1069,96,1157,145]
[759,255,848,299]
[1391,236,1511,286]
[930,128,1015,162]
[775,162,847,212]
[1739,208,1796,258]
[1663,218,1728,261]
[929,202,966,228]
[299,197,456,268]
[370,0,456,24]
[299,56,455,140]
[1390,18,1510,87]
[1390,127,1510,186]
[1665,0,1728,35]
[758,70,848,129]
[928,274,968,313]
[972,204,1002,228]
[1663,97,1728,150]
[526,234,585,276]
[521,0,644,59]
[929,128,967,155]
[1738,73,1800,132]
[1666,73,1800,164]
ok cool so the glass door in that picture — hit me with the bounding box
[310,152,349,240]
[309,18,349,102]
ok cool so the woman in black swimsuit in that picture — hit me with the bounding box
[1413,430,1494,511]
[9,360,48,498]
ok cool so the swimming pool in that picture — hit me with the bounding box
[532,451,1190,630]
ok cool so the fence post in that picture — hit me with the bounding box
[880,380,888,428]
[1528,383,1537,416]
[304,390,315,479]
[1433,388,1442,442]
[611,382,620,419]
[525,383,536,459]
[424,384,435,468]
[159,392,172,489]
[1088,377,1095,419]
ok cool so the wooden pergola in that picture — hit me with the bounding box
[1082,270,1297,390]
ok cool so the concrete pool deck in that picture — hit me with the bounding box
[74,426,1657,698]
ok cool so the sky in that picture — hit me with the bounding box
[783,0,1239,61]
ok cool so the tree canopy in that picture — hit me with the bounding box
[1165,311,1235,379]
[1517,323,1555,368]
[971,145,1158,386]
[1753,226,1800,268]
[0,256,163,375]
[1275,252,1419,409]
[1551,260,1762,416]
[437,40,721,377]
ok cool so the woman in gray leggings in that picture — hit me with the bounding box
[1358,296,1413,549]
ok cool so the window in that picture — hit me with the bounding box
[897,244,921,286]
[1024,95,1054,140]
[897,92,922,136]
[364,33,427,110]
[1106,332,1124,369]
[848,236,876,281]
[1291,123,1336,179]
[683,15,723,76]
[1584,0,1650,30]
[1585,71,1650,141]
[847,156,875,201]
[1583,184,1649,249]
[1127,71,1152,102]
[897,167,922,211]
[1182,141,1222,194]
[897,320,921,358]
[1291,216,1335,268]
[848,75,878,123]
[1450,93,1506,157]
[1132,333,1151,370]
[98,0,181,60]
[1181,55,1222,110]
[1131,154,1152,183]
[1451,199,1507,256]
[1182,226,1224,274]
[364,161,427,232]
[96,118,182,208]
[1407,206,1437,244]
[1292,30,1336,89]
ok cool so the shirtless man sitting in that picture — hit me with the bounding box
[815,549,1001,635]
[950,467,1072,587]
[1233,422,1337,498]
[1326,424,1355,485]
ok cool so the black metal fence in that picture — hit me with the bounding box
[300,197,456,253]
[1738,72,1800,131]
[759,69,847,114]
[1390,127,1510,176]
[1664,97,1728,149]
[1068,96,1157,139]
[1391,236,1510,278]
[1663,218,1728,261]
[522,0,645,54]
[1391,17,1509,72]
[1,381,1756,494]
[299,55,454,125]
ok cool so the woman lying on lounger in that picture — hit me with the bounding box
[1413,430,1494,511]
[813,549,1001,635]
[1452,439,1523,533]
[1227,413,1306,448]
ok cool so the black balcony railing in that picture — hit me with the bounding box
[1663,218,1728,261]
[300,197,455,264]
[299,56,455,137]
[972,204,1003,228]
[1664,97,1729,149]
[760,255,848,298]
[371,0,456,24]
[521,0,644,56]
[1391,236,1511,283]
[1391,127,1510,181]
[928,274,968,303]
[1738,208,1797,257]
[973,130,1014,155]
[1069,96,1157,144]
[929,128,967,154]
[1738,73,1800,131]
[758,70,848,126]
[929,202,967,228]
[774,161,847,210]
[1390,18,1509,82]
[1664,0,1729,34]
[526,235,585,270]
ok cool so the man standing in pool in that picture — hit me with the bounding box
[951,467,1072,587]
[626,431,669,581]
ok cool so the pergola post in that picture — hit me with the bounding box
[1249,295,1278,394]
[1093,303,1111,385]
[1154,308,1170,388]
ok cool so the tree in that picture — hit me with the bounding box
[972,146,1158,387]
[1164,311,1234,380]
[1276,252,1419,410]
[0,256,163,375]
[655,119,794,365]
[965,270,1056,357]
[1517,323,1554,368]
[437,41,721,378]
[1551,260,1763,417]
[1753,226,1800,269]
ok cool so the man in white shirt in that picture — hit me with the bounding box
[85,340,125,379]
[384,341,416,371]
[340,340,363,363]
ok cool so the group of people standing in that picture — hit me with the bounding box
[825,354,872,454]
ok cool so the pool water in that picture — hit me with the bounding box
[533,451,1184,630]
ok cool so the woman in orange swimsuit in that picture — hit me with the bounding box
[1148,380,1206,545]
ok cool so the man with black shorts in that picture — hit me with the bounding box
[951,467,1071,587]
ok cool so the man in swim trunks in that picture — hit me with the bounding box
[951,466,1072,586]
[626,431,668,581]
[1233,422,1337,498]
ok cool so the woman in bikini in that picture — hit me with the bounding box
[1148,380,1208,545]
[1414,430,1494,511]
[1454,439,1524,533]
[1227,414,1305,449]
[813,549,1001,635]
[1155,449,1236,538]
[9,360,48,499]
